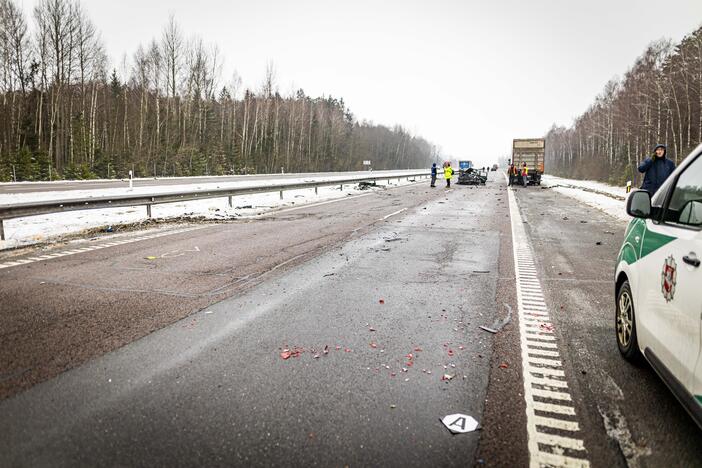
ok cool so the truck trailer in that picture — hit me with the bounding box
[512,138,545,185]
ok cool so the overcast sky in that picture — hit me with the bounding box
[23,0,702,166]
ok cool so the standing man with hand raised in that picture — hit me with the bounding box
[638,144,675,195]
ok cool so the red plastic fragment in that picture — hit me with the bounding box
[499,362,509,369]
[379,299,385,304]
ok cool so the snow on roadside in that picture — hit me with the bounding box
[0,178,420,250]
[541,174,630,223]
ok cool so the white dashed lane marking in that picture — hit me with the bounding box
[0,226,207,271]
[508,187,590,468]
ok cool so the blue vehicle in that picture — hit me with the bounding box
[459,160,473,170]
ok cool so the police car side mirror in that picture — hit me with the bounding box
[627,190,652,218]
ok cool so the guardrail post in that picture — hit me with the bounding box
[387,179,390,184]
[0,219,4,241]
[228,196,233,208]
[146,204,152,218]
[314,186,318,195]
[339,184,343,191]
[279,190,283,200]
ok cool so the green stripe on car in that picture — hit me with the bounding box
[618,219,677,265]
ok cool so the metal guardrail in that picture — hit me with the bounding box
[0,171,429,240]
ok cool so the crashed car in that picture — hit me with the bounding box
[457,168,486,185]
[615,144,702,428]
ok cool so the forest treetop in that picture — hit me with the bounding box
[0,0,440,181]
[546,25,702,186]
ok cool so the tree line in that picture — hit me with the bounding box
[0,0,438,182]
[546,25,702,186]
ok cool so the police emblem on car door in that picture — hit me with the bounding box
[661,255,677,302]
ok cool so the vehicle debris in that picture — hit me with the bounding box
[479,326,498,334]
[540,323,554,332]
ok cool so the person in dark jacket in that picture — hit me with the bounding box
[430,163,437,187]
[638,144,675,194]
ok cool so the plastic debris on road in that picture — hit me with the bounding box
[441,414,479,434]
[379,299,385,304]
[498,362,509,369]
[479,326,498,334]
[279,348,303,360]
[145,256,157,260]
[441,374,455,381]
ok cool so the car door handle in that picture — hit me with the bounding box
[683,253,700,267]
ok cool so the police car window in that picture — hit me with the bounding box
[651,176,673,207]
[664,155,702,228]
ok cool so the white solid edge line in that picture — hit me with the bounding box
[508,186,590,467]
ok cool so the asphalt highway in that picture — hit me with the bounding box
[0,178,503,467]
[0,170,424,194]
[478,182,702,467]
[1,174,700,467]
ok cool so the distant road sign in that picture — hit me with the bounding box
[363,160,372,166]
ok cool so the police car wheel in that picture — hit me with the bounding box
[616,280,640,360]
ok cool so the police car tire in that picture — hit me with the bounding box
[616,280,641,361]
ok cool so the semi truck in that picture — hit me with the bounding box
[512,138,545,185]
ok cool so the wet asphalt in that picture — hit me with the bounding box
[478,182,702,467]
[2,174,700,467]
[0,178,504,467]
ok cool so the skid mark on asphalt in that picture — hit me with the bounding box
[508,187,591,467]
[0,225,207,271]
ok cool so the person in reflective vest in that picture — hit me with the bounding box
[444,163,454,188]
[521,163,528,186]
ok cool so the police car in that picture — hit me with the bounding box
[615,144,702,428]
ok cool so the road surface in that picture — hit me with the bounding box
[0,173,699,467]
